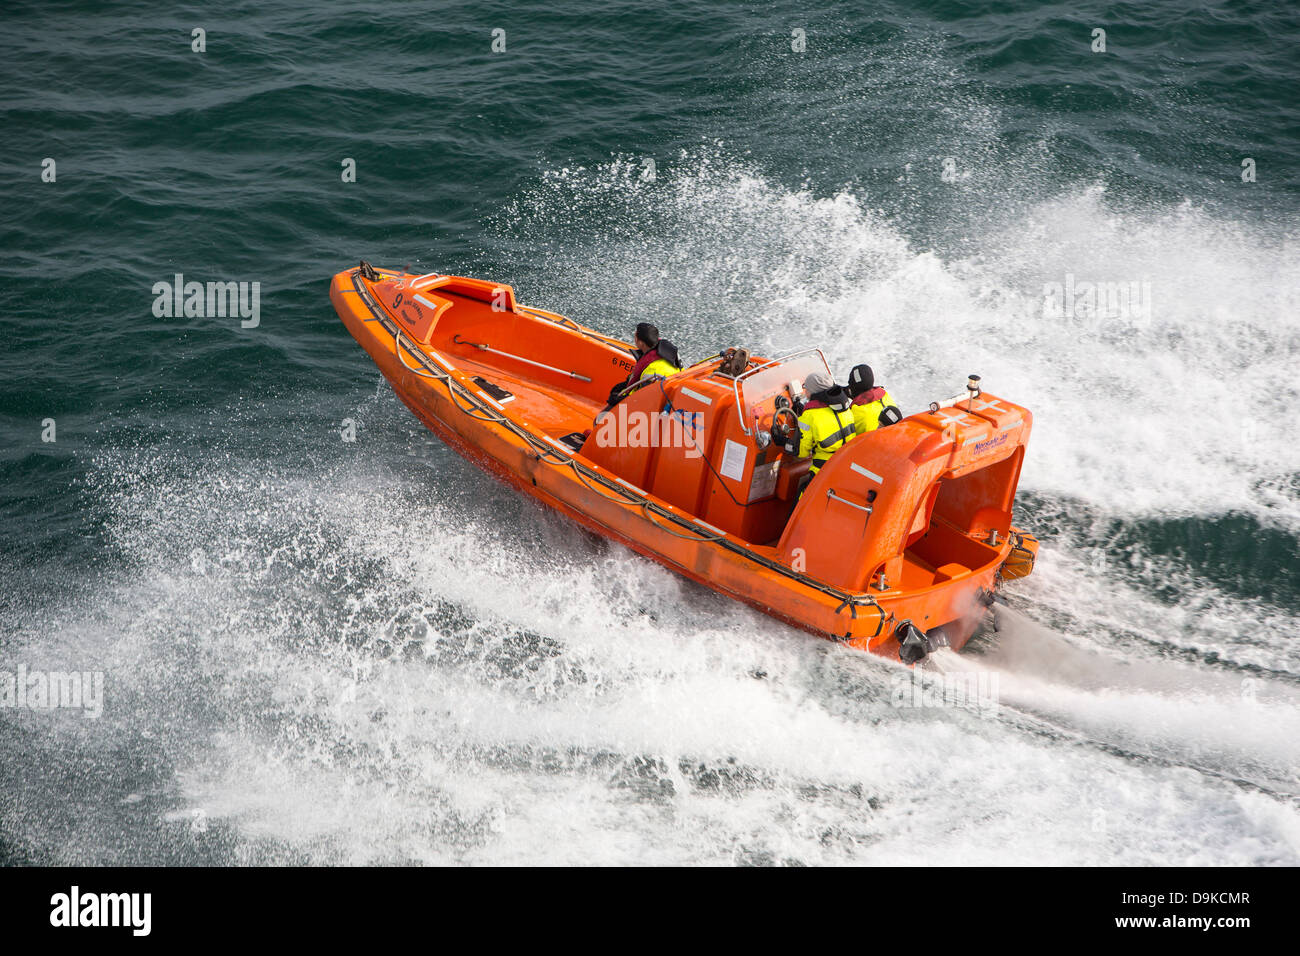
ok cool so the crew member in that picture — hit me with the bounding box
[847,364,902,434]
[771,370,857,481]
[606,322,681,407]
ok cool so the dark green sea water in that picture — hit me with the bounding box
[1,0,1298,865]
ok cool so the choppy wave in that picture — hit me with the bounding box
[6,145,1300,861]
[2,425,1295,865]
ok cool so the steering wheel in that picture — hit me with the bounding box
[771,405,799,443]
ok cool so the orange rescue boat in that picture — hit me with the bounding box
[329,262,1039,663]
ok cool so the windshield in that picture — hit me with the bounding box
[734,348,832,435]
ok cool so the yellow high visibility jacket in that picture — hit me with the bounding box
[851,388,898,435]
[610,347,682,407]
[641,357,680,380]
[796,402,857,474]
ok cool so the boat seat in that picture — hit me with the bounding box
[775,456,812,501]
[932,562,970,583]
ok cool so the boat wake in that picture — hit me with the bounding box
[923,606,1300,800]
[5,151,1298,866]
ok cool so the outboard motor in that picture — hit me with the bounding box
[896,620,929,664]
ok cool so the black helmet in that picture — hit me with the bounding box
[848,364,874,397]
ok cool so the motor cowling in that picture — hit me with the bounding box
[896,620,929,664]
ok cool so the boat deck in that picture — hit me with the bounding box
[438,347,604,442]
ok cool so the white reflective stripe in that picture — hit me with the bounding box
[475,391,504,411]
[797,421,810,431]
[850,463,883,483]
[413,293,443,312]
[426,349,455,372]
[542,436,571,454]
[613,476,647,496]
[935,409,973,426]
[974,399,1005,413]
[678,386,713,406]
[999,419,1022,431]
[695,520,726,535]
[962,432,988,447]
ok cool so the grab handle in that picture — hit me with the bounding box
[826,489,873,515]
